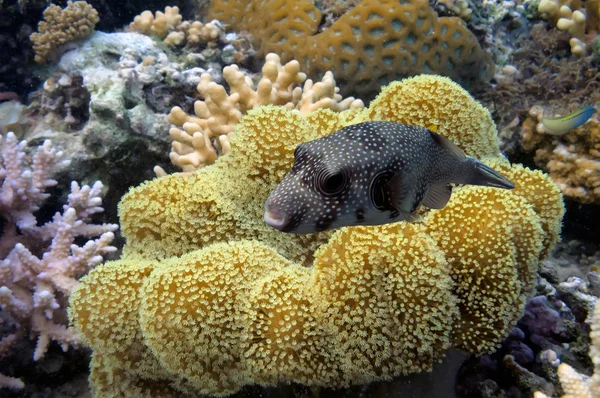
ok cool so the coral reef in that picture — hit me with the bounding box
[520,105,600,204]
[22,29,232,226]
[31,75,91,131]
[69,75,564,396]
[23,0,259,222]
[477,23,600,201]
[207,0,494,97]
[455,240,600,398]
[162,52,364,174]
[30,1,100,63]
[0,133,117,389]
[534,297,600,398]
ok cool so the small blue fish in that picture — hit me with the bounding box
[264,121,514,234]
[542,105,595,136]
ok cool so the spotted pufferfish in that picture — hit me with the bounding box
[264,121,514,234]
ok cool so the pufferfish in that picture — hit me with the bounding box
[264,121,514,234]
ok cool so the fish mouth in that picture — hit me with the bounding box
[264,209,287,230]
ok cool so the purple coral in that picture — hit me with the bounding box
[0,132,118,389]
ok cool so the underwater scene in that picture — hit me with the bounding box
[1,0,600,397]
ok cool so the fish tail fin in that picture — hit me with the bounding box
[455,158,515,189]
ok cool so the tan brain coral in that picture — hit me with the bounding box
[208,0,494,96]
[69,75,564,396]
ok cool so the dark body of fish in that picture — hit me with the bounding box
[264,121,514,234]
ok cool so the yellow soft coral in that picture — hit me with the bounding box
[424,186,543,353]
[30,1,99,63]
[208,0,493,97]
[312,223,458,381]
[70,75,563,396]
[365,75,500,159]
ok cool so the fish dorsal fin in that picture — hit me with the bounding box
[429,130,466,161]
[422,184,452,209]
[387,173,413,213]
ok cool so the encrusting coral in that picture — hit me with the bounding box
[207,0,494,97]
[0,133,117,389]
[159,52,364,175]
[30,1,99,63]
[128,6,222,47]
[521,105,600,205]
[69,75,564,396]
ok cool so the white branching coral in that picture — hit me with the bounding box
[0,132,118,389]
[156,53,364,176]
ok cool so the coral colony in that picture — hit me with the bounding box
[0,133,117,389]
[1,0,599,397]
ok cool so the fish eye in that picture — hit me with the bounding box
[317,168,348,196]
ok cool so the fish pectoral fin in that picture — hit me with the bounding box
[399,212,422,223]
[429,130,466,161]
[422,184,452,209]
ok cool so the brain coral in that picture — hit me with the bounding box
[207,0,494,96]
[69,75,563,397]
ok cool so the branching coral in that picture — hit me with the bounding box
[538,0,600,55]
[0,133,117,389]
[158,53,364,175]
[30,1,99,63]
[128,6,222,47]
[207,0,494,97]
[69,75,564,396]
[520,105,600,204]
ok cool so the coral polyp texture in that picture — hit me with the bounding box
[30,1,100,63]
[521,106,600,204]
[0,133,117,389]
[160,53,364,175]
[69,75,564,397]
[207,0,494,96]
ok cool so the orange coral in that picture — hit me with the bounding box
[208,0,493,96]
